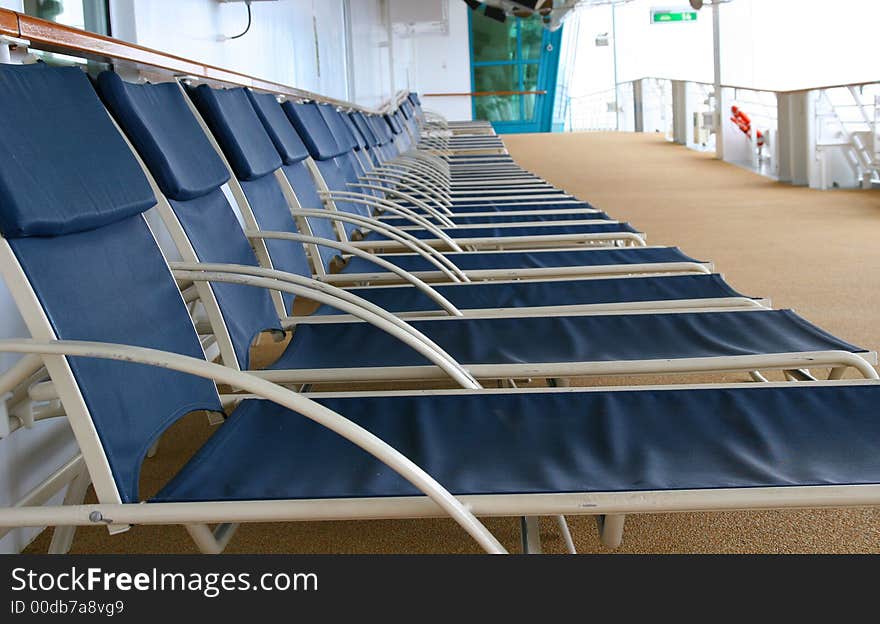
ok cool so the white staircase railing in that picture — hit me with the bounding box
[815,86,880,188]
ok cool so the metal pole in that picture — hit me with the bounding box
[712,0,723,159]
[612,3,619,130]
[384,0,396,98]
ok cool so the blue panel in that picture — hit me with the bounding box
[380,211,609,227]
[97,72,230,201]
[316,274,747,316]
[187,85,281,181]
[11,216,221,503]
[367,115,393,145]
[364,222,639,241]
[384,112,403,135]
[169,189,281,369]
[341,114,368,150]
[350,112,379,147]
[280,162,338,270]
[282,100,347,160]
[240,176,313,310]
[156,384,880,502]
[0,63,155,237]
[442,202,593,213]
[314,159,368,237]
[270,309,864,371]
[343,246,700,274]
[316,104,358,151]
[246,91,311,165]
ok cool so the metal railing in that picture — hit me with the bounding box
[562,75,880,187]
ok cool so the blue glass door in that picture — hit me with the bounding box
[469,9,562,134]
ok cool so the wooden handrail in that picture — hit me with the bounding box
[0,8,404,115]
[0,8,18,37]
[423,90,547,97]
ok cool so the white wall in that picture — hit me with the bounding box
[721,0,880,91]
[347,0,393,108]
[110,0,352,100]
[389,0,472,121]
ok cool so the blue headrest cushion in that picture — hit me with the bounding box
[409,92,421,106]
[350,112,379,147]
[188,85,281,181]
[340,114,367,150]
[97,72,230,201]
[316,104,358,152]
[282,100,348,161]
[0,63,155,237]
[367,115,392,145]
[384,112,403,135]
[246,91,311,165]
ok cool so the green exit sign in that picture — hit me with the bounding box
[651,9,698,23]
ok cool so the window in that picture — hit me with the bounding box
[22,1,111,71]
[468,8,562,133]
[23,0,110,35]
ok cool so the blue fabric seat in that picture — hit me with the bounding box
[430,202,593,214]
[378,210,607,227]
[362,221,640,242]
[269,309,865,371]
[154,383,880,502]
[315,274,751,316]
[341,246,701,275]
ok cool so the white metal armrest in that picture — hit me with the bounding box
[0,339,504,554]
[315,191,456,231]
[324,191,452,230]
[368,161,451,190]
[345,183,455,217]
[393,151,450,175]
[284,210,468,280]
[245,229,467,294]
[358,171,451,207]
[169,265,476,388]
[324,188,455,229]
[359,168,451,202]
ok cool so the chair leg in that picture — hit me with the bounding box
[186,523,240,554]
[828,367,847,380]
[520,516,543,554]
[555,515,577,554]
[596,514,626,549]
[48,464,91,554]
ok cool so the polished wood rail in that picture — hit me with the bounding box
[423,90,547,97]
[0,8,18,37]
[0,7,405,114]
